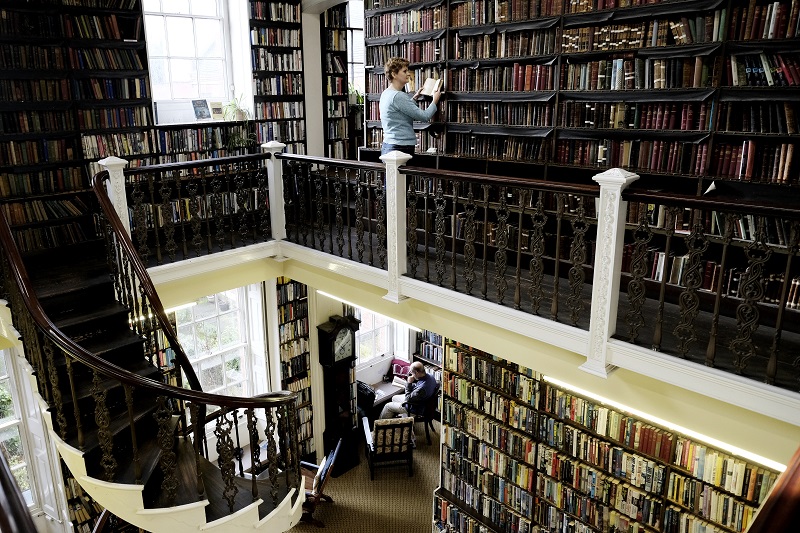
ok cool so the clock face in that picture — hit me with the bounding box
[334,328,353,361]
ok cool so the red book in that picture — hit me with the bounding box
[668,103,678,130]
[524,64,533,91]
[655,104,664,129]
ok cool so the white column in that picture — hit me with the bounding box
[583,168,639,378]
[380,150,413,303]
[263,141,287,242]
[98,156,130,236]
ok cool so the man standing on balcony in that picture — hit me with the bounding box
[379,57,442,156]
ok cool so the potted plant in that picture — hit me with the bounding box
[223,94,257,150]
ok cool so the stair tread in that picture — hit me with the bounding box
[77,330,145,356]
[114,416,181,486]
[60,360,162,404]
[33,270,113,300]
[51,301,130,330]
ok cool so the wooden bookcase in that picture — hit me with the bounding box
[322,3,351,159]
[362,0,800,190]
[0,0,151,253]
[275,276,315,461]
[434,340,781,533]
[248,0,307,155]
[415,328,444,382]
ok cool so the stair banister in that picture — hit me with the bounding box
[0,447,38,533]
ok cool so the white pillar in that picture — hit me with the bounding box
[98,156,130,236]
[380,150,413,303]
[263,141,287,242]
[583,168,639,378]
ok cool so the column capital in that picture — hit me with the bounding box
[379,150,413,166]
[592,167,640,189]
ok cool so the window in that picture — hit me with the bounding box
[175,288,250,397]
[0,351,33,506]
[347,0,365,94]
[143,0,231,118]
[345,305,411,369]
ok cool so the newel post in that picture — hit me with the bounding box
[380,150,413,303]
[98,156,130,236]
[263,141,287,241]
[583,168,639,378]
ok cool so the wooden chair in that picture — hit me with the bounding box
[406,382,440,445]
[363,416,414,480]
[298,438,342,527]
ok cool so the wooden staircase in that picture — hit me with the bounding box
[0,206,304,531]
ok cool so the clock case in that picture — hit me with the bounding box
[317,314,360,367]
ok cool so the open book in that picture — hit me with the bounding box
[419,77,443,97]
[392,375,408,388]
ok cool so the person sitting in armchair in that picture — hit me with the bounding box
[379,361,437,420]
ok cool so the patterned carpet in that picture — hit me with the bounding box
[291,421,441,533]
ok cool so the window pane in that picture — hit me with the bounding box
[191,0,218,16]
[195,19,223,57]
[348,31,364,63]
[194,295,217,320]
[163,0,190,14]
[226,382,244,396]
[149,57,171,99]
[177,324,196,358]
[0,426,24,470]
[0,355,7,377]
[374,314,389,328]
[374,327,388,355]
[142,0,160,11]
[166,17,196,57]
[225,351,242,385]
[194,318,219,354]
[219,312,241,348]
[221,289,239,310]
[145,16,167,55]
[199,356,223,391]
[0,380,15,423]
[175,307,193,324]
[348,0,364,27]
[198,60,225,98]
[358,335,373,362]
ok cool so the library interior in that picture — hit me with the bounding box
[1,0,800,532]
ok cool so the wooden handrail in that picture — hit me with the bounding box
[0,448,38,533]
[746,445,800,532]
[0,202,293,411]
[123,151,272,175]
[275,152,386,171]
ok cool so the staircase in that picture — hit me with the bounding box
[0,201,304,531]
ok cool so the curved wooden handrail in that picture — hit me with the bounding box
[0,206,293,411]
[0,447,39,533]
[275,152,386,172]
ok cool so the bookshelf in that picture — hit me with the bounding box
[0,0,151,253]
[433,340,781,533]
[322,4,351,159]
[63,465,103,533]
[361,0,800,189]
[275,276,315,461]
[249,0,307,155]
[415,328,444,382]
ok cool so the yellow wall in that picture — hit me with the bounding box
[150,256,800,467]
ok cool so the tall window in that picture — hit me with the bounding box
[0,351,33,505]
[175,288,249,396]
[143,0,230,106]
[347,0,365,93]
[346,306,411,368]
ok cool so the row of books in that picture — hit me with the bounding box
[280,351,309,380]
[419,341,444,363]
[63,13,140,41]
[12,220,91,252]
[322,4,348,26]
[325,53,346,74]
[554,138,707,176]
[729,0,800,41]
[718,101,797,135]
[728,53,800,87]
[444,374,538,432]
[253,73,304,97]
[325,75,347,96]
[558,101,711,131]
[80,131,152,159]
[0,44,66,70]
[366,7,445,39]
[0,110,75,135]
[280,338,309,361]
[325,28,347,51]
[277,277,308,302]
[444,446,536,510]
[250,27,302,48]
[77,105,152,130]
[254,119,306,143]
[1,196,88,225]
[251,49,303,72]
[449,133,549,162]
[449,0,563,28]
[710,141,795,184]
[365,39,447,67]
[249,1,301,23]
[442,464,535,521]
[325,117,347,139]
[446,347,538,404]
[1,139,77,166]
[0,167,84,198]
[278,299,308,323]
[326,99,348,118]
[68,47,144,71]
[74,76,150,100]
[452,27,558,60]
[255,100,304,120]
[666,473,758,533]
[0,78,71,102]
[435,494,534,533]
[560,56,712,91]
[448,101,552,127]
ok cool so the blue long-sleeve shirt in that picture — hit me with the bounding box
[379,87,438,146]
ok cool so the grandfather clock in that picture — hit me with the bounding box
[317,315,360,456]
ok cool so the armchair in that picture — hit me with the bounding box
[299,438,342,527]
[362,416,414,480]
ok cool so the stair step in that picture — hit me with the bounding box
[115,415,181,486]
[77,329,145,359]
[143,439,206,509]
[34,270,113,301]
[51,301,130,332]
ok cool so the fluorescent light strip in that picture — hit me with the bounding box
[316,290,422,332]
[165,302,197,314]
[543,375,786,472]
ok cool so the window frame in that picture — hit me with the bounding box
[0,350,36,508]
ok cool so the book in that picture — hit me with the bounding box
[419,77,442,97]
[192,99,212,120]
[209,101,224,120]
[392,375,408,388]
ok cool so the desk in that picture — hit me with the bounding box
[372,381,404,408]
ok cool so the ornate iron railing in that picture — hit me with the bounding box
[123,153,273,267]
[278,153,389,268]
[402,168,600,328]
[618,186,800,390]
